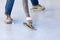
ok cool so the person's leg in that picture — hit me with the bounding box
[5,0,15,24]
[22,0,30,17]
[22,0,32,27]
[5,0,14,16]
[31,0,39,6]
[30,0,45,10]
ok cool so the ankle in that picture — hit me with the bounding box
[26,17,32,21]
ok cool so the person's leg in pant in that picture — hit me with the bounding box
[30,0,45,10]
[31,0,39,6]
[5,0,15,24]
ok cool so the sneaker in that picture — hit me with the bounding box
[31,4,45,11]
[4,15,13,24]
[26,17,32,28]
[24,20,32,28]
